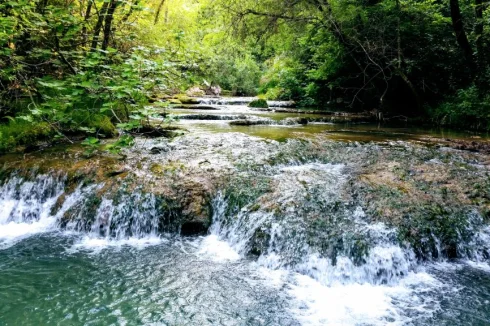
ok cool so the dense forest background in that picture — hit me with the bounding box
[0,0,489,152]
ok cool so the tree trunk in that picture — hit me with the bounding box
[102,0,119,51]
[396,68,422,112]
[449,0,476,73]
[90,1,109,51]
[396,0,402,69]
[82,0,93,46]
[154,0,166,25]
[474,0,484,57]
[474,0,488,90]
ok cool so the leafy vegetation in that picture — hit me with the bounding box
[1,0,490,154]
[248,99,268,109]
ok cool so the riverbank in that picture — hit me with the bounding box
[2,96,490,156]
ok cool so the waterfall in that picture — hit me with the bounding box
[209,195,417,286]
[0,175,163,249]
[202,163,447,325]
[0,175,64,249]
[196,97,296,107]
[207,163,418,286]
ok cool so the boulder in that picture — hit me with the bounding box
[205,85,222,96]
[186,87,206,97]
[176,95,200,105]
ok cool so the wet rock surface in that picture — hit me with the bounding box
[1,129,489,260]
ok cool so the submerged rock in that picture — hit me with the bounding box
[179,114,248,121]
[128,126,185,138]
[149,144,170,154]
[229,119,271,126]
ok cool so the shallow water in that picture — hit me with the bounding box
[1,98,490,325]
[167,101,489,142]
[1,231,490,325]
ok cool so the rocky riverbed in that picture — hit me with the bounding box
[1,98,490,325]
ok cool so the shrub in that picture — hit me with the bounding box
[248,99,269,108]
[430,86,490,130]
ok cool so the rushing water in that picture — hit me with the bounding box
[1,98,490,325]
[1,168,490,325]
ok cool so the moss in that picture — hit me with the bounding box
[248,99,269,108]
[168,99,182,105]
[396,205,477,259]
[69,112,117,137]
[222,175,272,216]
[176,95,199,104]
[150,163,164,174]
[0,121,54,154]
[88,115,117,137]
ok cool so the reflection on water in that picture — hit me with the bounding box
[167,104,488,142]
[177,120,488,142]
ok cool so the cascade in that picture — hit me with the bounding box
[196,97,296,107]
[0,175,162,249]
[208,163,417,286]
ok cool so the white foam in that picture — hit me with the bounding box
[0,199,16,223]
[197,234,241,262]
[289,270,441,326]
[0,176,63,249]
[0,217,57,249]
[69,235,164,253]
[462,261,490,273]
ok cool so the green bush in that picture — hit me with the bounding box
[430,86,490,130]
[68,112,117,138]
[248,99,268,108]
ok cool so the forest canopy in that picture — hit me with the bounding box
[0,0,489,152]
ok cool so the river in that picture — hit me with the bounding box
[0,98,489,325]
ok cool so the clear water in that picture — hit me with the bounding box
[1,98,490,325]
[168,104,489,142]
[1,173,490,325]
[1,232,490,325]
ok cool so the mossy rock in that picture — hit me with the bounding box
[168,99,182,105]
[90,115,117,137]
[128,125,185,138]
[0,121,54,154]
[248,99,269,108]
[176,95,199,105]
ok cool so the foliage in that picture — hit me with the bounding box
[211,0,489,123]
[259,56,305,101]
[431,86,490,130]
[248,99,268,108]
[1,0,490,155]
[0,0,179,153]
